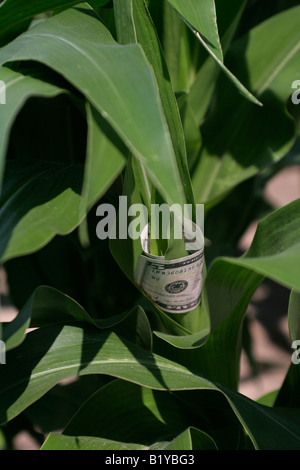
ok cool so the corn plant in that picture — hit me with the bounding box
[0,0,300,450]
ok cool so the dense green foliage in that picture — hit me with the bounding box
[0,0,299,450]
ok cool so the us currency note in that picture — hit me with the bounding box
[134,249,204,313]
[134,219,204,313]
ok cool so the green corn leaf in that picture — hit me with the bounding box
[184,0,248,131]
[288,290,300,344]
[162,427,217,450]
[273,290,300,409]
[61,379,190,445]
[0,4,186,209]
[0,160,84,263]
[192,6,300,204]
[114,0,194,259]
[2,285,152,351]
[41,433,148,450]
[80,103,127,213]
[157,199,300,389]
[1,323,300,449]
[0,66,65,194]
[0,0,110,46]
[166,0,260,105]
[167,0,224,63]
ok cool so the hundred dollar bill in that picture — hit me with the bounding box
[134,222,204,314]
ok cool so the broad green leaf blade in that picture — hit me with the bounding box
[109,156,152,284]
[1,90,126,258]
[109,0,204,328]
[224,199,300,291]
[0,160,84,263]
[0,429,5,450]
[113,0,192,261]
[185,0,247,129]
[0,324,218,424]
[227,245,300,291]
[274,290,300,409]
[1,309,30,352]
[81,103,127,212]
[0,0,110,46]
[153,329,209,350]
[177,94,202,170]
[166,0,223,63]
[256,390,279,407]
[161,0,185,93]
[112,0,202,336]
[153,264,263,388]
[1,324,300,449]
[275,364,300,409]
[110,155,203,337]
[41,434,147,450]
[0,66,65,194]
[155,200,300,390]
[185,199,300,388]
[192,7,300,203]
[2,285,152,351]
[1,285,92,351]
[166,0,260,105]
[24,375,110,433]
[179,0,247,168]
[152,297,210,349]
[115,0,195,211]
[224,389,300,450]
[0,5,186,208]
[63,379,189,444]
[162,426,217,450]
[109,166,205,337]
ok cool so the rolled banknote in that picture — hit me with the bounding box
[134,221,204,313]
